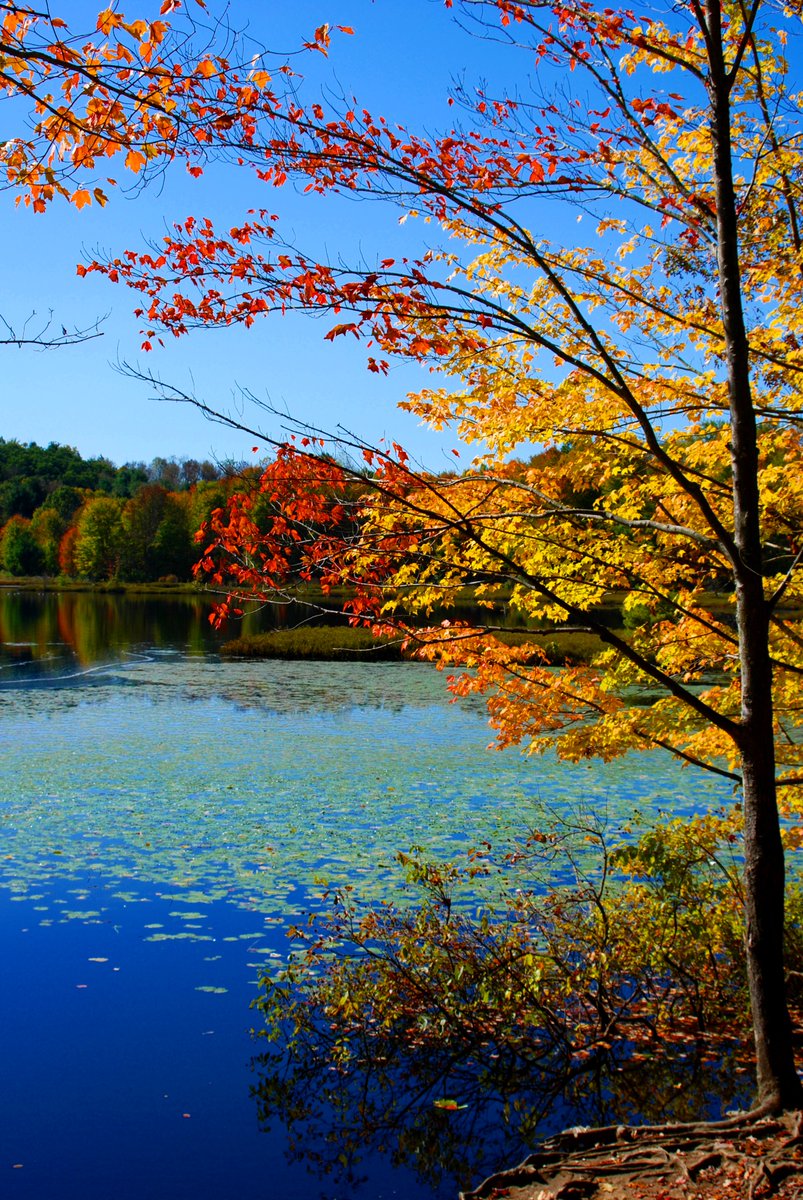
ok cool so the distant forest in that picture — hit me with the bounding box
[0,438,253,582]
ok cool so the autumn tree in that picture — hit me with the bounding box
[119,482,194,579]
[0,0,255,210]
[120,482,171,579]
[0,514,43,575]
[73,495,123,579]
[57,523,79,577]
[30,504,66,574]
[89,0,803,1110]
[0,0,281,344]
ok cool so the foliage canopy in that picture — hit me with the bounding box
[85,0,803,1111]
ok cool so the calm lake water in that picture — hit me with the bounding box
[0,590,737,1199]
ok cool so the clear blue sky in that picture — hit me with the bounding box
[1,0,514,469]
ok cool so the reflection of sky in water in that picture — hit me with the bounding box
[0,655,736,1199]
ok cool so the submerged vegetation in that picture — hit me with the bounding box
[254,811,803,1190]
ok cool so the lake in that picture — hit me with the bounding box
[0,590,737,1199]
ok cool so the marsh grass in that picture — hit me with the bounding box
[222,625,608,664]
[221,625,407,661]
[493,629,609,664]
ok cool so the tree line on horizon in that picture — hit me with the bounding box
[0,438,252,582]
[0,436,612,588]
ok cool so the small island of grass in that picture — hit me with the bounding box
[220,625,608,664]
[220,625,406,661]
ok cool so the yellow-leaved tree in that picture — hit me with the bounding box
[91,0,803,1110]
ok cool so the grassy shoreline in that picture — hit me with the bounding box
[0,577,360,603]
[0,575,207,596]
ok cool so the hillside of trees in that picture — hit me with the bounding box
[0,439,252,583]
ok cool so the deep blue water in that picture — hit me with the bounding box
[0,877,429,1200]
[0,592,738,1198]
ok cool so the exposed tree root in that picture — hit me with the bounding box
[460,1109,803,1200]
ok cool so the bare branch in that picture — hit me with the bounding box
[0,309,105,349]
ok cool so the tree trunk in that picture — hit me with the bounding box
[739,637,803,1108]
[705,0,803,1107]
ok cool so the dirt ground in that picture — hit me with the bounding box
[460,1110,803,1200]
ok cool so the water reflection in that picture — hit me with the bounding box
[0,588,331,683]
[0,589,751,1200]
[250,1005,753,1197]
[0,586,554,687]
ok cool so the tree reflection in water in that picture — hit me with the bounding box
[0,588,330,680]
[251,980,752,1197]
[249,829,757,1197]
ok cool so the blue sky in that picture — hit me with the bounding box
[1,0,515,469]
